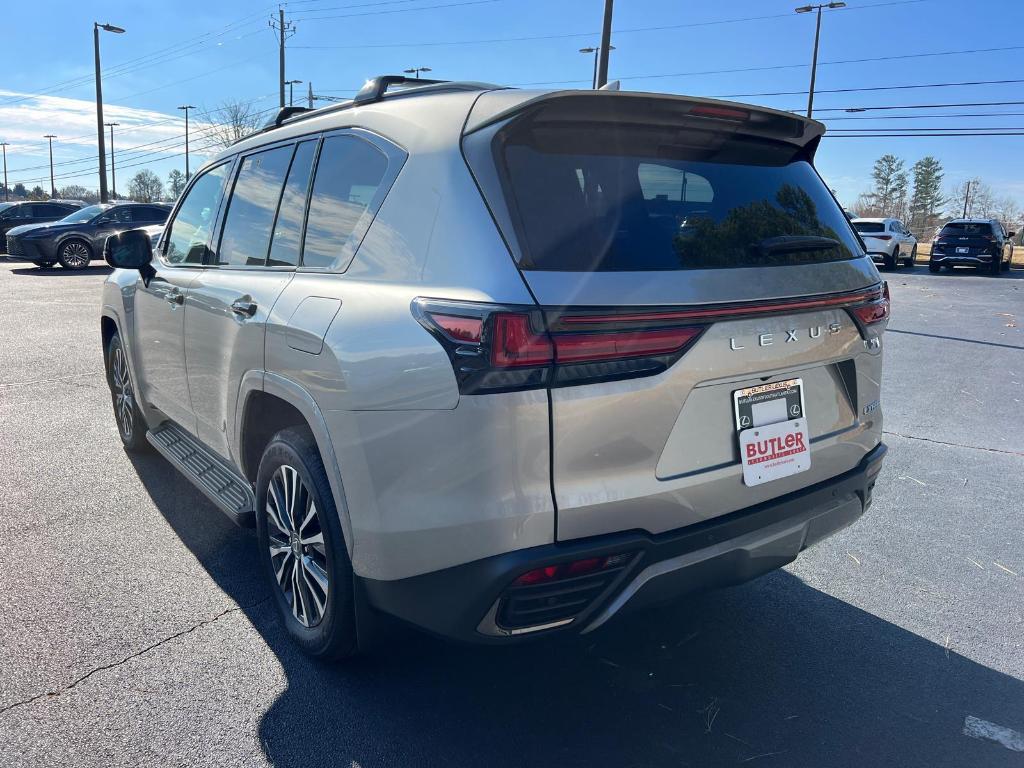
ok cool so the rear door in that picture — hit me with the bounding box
[184,140,315,461]
[464,93,885,541]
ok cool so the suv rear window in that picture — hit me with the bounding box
[853,222,885,234]
[494,116,859,271]
[940,222,995,237]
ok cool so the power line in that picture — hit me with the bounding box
[828,126,1024,131]
[825,132,1024,138]
[825,111,1024,120]
[812,100,1024,112]
[290,0,503,21]
[710,78,1024,100]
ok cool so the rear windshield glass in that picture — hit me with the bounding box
[853,222,885,233]
[940,222,994,237]
[496,125,859,271]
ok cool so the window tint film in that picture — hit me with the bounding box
[99,207,133,224]
[853,222,885,234]
[268,140,317,267]
[219,145,294,267]
[301,135,388,270]
[499,128,859,271]
[164,163,231,265]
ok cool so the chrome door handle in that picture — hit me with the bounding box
[230,298,258,318]
[166,289,184,306]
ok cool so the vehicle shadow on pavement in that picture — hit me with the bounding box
[130,453,1024,768]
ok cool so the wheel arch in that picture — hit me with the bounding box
[236,372,355,558]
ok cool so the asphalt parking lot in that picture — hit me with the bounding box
[0,259,1021,767]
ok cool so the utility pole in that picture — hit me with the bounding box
[270,8,295,109]
[94,21,126,203]
[307,82,314,109]
[795,2,846,118]
[595,0,614,88]
[43,135,57,198]
[962,180,972,218]
[1,142,8,202]
[105,123,119,199]
[177,105,195,180]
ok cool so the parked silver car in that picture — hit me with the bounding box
[101,76,888,659]
[851,217,917,270]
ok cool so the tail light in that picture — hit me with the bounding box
[415,284,888,394]
[414,300,704,393]
[874,234,893,241]
[849,282,890,328]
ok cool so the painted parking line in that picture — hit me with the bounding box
[963,716,1024,752]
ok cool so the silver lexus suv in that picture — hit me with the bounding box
[101,76,888,659]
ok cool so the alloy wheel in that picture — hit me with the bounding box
[62,241,90,268]
[111,345,134,441]
[265,465,329,627]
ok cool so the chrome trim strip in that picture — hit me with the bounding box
[476,598,574,637]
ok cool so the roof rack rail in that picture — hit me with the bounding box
[353,75,449,105]
[262,105,312,131]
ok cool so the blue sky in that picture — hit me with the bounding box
[1,0,1022,209]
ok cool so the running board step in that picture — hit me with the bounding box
[147,422,255,527]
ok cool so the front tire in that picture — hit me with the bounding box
[105,334,150,452]
[58,239,92,270]
[256,427,358,660]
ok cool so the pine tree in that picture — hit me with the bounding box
[908,156,945,237]
[869,154,907,217]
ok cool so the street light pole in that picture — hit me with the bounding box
[43,135,57,198]
[104,123,119,199]
[403,67,432,79]
[595,0,614,88]
[0,142,8,202]
[94,21,126,203]
[177,105,195,181]
[579,45,616,89]
[286,79,303,106]
[795,2,846,119]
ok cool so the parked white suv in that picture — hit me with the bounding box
[852,217,917,270]
[101,77,888,659]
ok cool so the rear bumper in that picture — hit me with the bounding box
[363,442,887,643]
[930,253,995,266]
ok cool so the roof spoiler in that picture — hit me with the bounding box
[463,91,825,153]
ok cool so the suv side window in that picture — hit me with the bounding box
[218,144,294,267]
[301,134,390,270]
[164,163,232,265]
[98,207,133,224]
[268,140,318,268]
[131,206,167,224]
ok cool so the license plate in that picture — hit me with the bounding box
[956,247,970,254]
[733,379,810,487]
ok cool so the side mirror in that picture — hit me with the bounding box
[1008,231,1017,238]
[104,228,154,275]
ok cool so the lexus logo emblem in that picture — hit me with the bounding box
[730,323,842,351]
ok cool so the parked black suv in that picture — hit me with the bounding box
[0,201,83,253]
[929,219,1015,275]
[5,202,170,269]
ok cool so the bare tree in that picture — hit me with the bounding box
[127,169,164,203]
[203,99,264,149]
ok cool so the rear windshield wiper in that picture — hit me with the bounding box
[755,235,840,256]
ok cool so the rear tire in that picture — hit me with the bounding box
[883,249,897,271]
[58,239,92,270]
[989,257,1001,276]
[928,262,941,274]
[256,427,359,660]
[105,333,150,452]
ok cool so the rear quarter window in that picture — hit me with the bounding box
[853,222,885,234]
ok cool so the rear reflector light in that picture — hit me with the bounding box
[513,554,631,586]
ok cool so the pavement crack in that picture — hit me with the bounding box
[0,598,269,718]
[882,430,1024,457]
